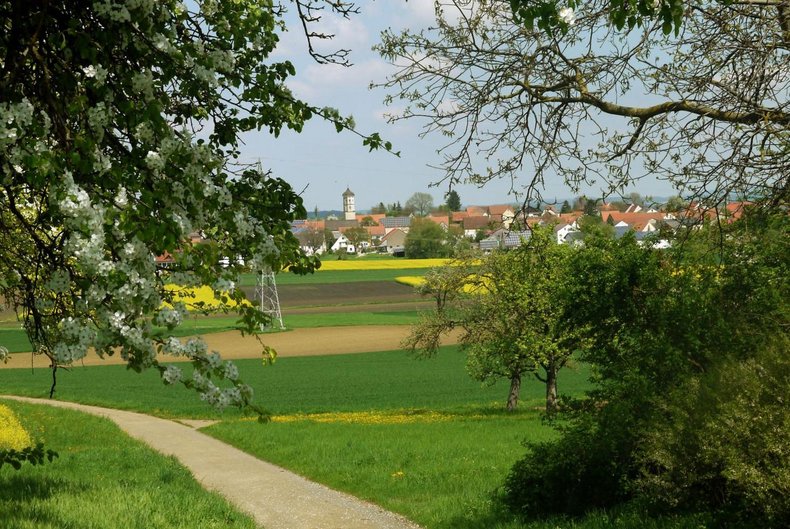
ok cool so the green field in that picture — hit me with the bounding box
[0,348,704,528]
[0,399,256,529]
[0,346,586,417]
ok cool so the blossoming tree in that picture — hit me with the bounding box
[0,0,380,409]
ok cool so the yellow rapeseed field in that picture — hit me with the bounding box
[394,276,426,288]
[395,275,489,294]
[162,285,251,310]
[317,258,449,271]
[0,404,32,451]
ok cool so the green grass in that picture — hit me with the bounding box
[285,310,419,328]
[0,349,709,529]
[0,399,256,529]
[0,346,589,418]
[206,412,555,529]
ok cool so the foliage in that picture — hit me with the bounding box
[405,218,451,258]
[406,227,587,411]
[405,192,435,217]
[376,0,788,204]
[663,195,687,212]
[445,190,462,212]
[0,1,393,409]
[0,442,59,471]
[343,226,371,253]
[504,210,790,525]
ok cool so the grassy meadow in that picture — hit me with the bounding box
[0,399,257,529]
[0,256,710,528]
[0,347,706,529]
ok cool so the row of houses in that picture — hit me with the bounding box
[477,201,755,251]
[292,189,755,255]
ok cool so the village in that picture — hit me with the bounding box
[290,188,754,256]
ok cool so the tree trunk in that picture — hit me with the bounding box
[545,362,558,414]
[506,372,521,411]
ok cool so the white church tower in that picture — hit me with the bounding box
[342,187,356,221]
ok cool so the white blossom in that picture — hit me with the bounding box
[162,365,182,385]
[82,65,97,78]
[558,6,575,25]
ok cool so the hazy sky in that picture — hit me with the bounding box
[239,1,675,211]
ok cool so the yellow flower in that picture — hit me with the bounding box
[161,285,251,311]
[0,404,33,451]
[394,276,425,287]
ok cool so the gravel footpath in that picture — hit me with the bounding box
[2,395,423,529]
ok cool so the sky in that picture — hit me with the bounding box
[238,1,676,212]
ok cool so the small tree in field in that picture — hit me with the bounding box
[405,227,587,412]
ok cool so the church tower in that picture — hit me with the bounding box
[342,187,356,221]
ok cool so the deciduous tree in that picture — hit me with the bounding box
[404,218,448,258]
[405,227,588,411]
[0,0,388,409]
[376,0,789,204]
[405,192,435,217]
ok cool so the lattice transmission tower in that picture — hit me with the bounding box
[255,267,284,331]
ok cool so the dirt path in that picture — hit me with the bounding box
[1,396,423,529]
[1,325,460,369]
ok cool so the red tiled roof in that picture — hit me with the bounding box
[603,211,665,230]
[465,206,488,216]
[357,213,386,223]
[558,213,581,224]
[488,204,514,215]
[426,215,449,226]
[463,215,493,230]
[381,228,407,242]
[451,211,468,222]
[366,225,386,236]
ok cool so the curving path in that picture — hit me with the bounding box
[1,395,422,529]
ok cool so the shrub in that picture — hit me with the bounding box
[635,343,790,528]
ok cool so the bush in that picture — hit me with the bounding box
[502,211,789,526]
[635,343,790,528]
[504,419,630,516]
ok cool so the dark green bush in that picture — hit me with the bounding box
[635,343,790,528]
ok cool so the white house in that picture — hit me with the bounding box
[554,221,579,244]
[330,232,355,254]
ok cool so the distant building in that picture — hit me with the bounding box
[342,187,356,221]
